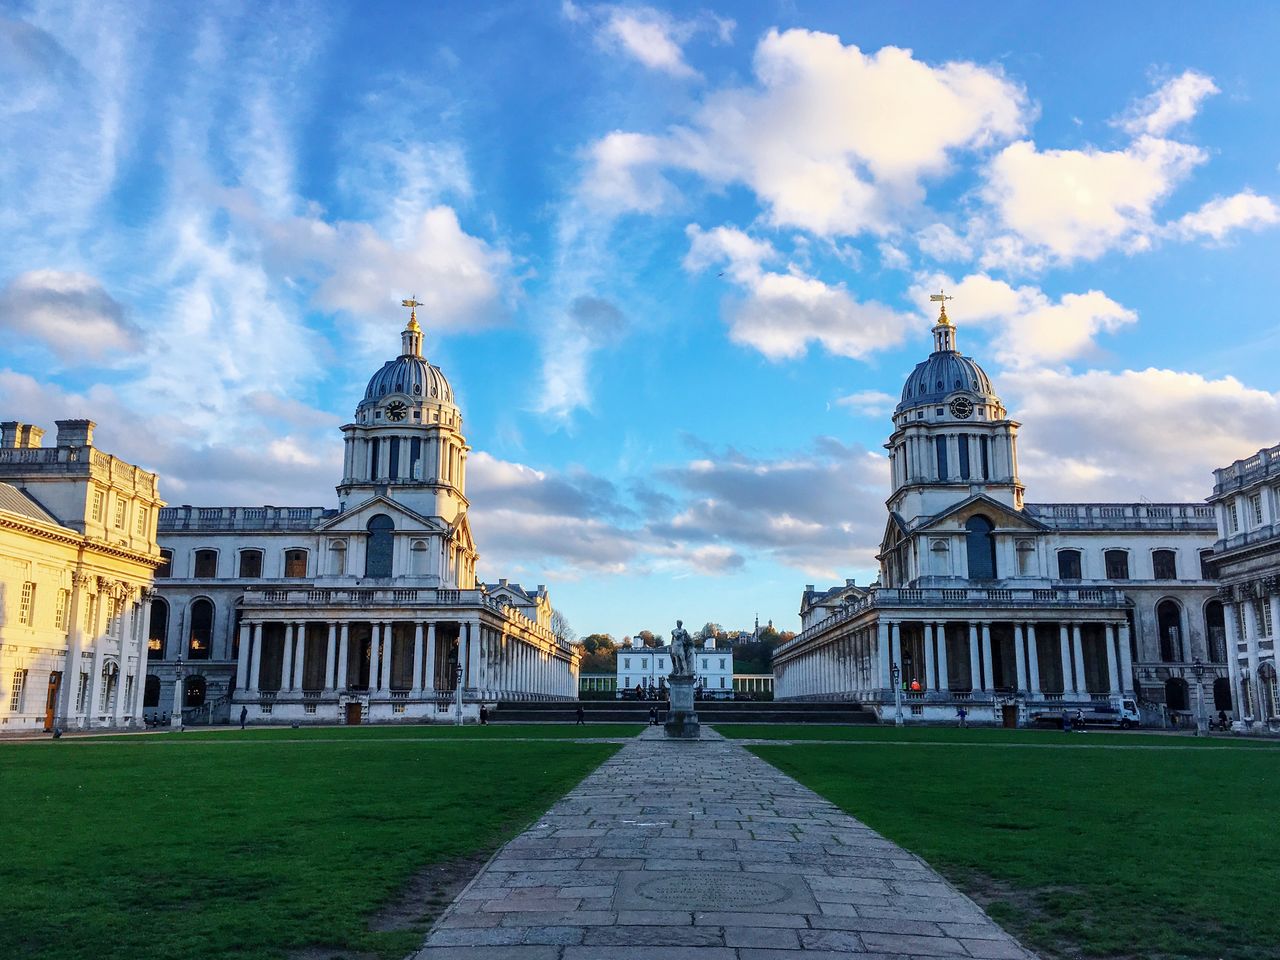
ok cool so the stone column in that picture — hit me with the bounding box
[1072,624,1087,697]
[336,622,350,691]
[980,622,993,692]
[379,621,394,693]
[237,620,252,691]
[292,625,307,691]
[923,623,936,691]
[411,622,424,696]
[1105,623,1121,695]
[1243,602,1262,716]
[935,622,949,691]
[59,572,91,726]
[876,620,890,690]
[1027,623,1041,694]
[425,623,437,695]
[280,623,295,693]
[112,594,136,726]
[1118,620,1133,695]
[132,591,154,724]
[1059,624,1073,695]
[323,622,337,692]
[369,623,382,694]
[1013,622,1026,694]
[468,620,481,690]
[968,622,980,693]
[87,581,110,725]
[890,621,902,688]
[249,623,263,693]
[1223,601,1241,716]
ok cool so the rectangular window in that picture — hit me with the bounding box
[1259,598,1274,638]
[8,669,26,711]
[1152,550,1177,580]
[1227,501,1239,533]
[156,549,173,578]
[114,498,127,528]
[84,594,97,632]
[194,550,218,579]
[701,658,708,669]
[980,436,991,479]
[719,658,726,669]
[410,437,422,478]
[1250,492,1264,526]
[1105,550,1130,580]
[957,433,971,480]
[239,551,263,578]
[624,658,630,669]
[1057,551,1082,580]
[54,589,69,631]
[135,506,149,537]
[284,550,308,578]
[720,677,726,688]
[1199,549,1214,579]
[76,672,88,711]
[935,435,949,480]
[368,438,380,481]
[18,581,35,625]
[388,437,401,478]
[91,489,104,522]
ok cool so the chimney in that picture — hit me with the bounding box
[704,637,715,650]
[0,422,44,448]
[630,635,642,648]
[804,584,815,593]
[55,419,96,448]
[846,578,857,587]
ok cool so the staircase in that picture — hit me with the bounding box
[490,699,876,725]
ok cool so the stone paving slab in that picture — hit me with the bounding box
[415,727,1039,959]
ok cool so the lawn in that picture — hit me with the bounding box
[0,733,620,960]
[750,730,1280,960]
[721,722,1280,748]
[85,721,645,742]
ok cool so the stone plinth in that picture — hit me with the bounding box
[664,676,700,739]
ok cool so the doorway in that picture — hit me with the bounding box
[44,672,62,732]
[345,702,363,725]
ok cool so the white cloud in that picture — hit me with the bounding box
[0,270,139,363]
[1004,367,1280,501]
[916,222,972,262]
[581,29,1029,234]
[564,3,734,79]
[835,390,898,417]
[686,224,914,360]
[1172,190,1280,242]
[581,131,676,213]
[1118,70,1219,137]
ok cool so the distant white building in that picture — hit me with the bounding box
[774,300,1222,722]
[616,635,734,699]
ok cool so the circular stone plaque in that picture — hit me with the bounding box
[635,873,789,910]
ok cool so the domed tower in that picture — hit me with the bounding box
[884,293,1023,525]
[337,301,471,537]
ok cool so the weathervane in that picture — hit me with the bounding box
[401,295,423,325]
[930,289,953,324]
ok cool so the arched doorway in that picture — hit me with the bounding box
[1204,600,1226,663]
[188,598,214,659]
[1213,677,1232,713]
[184,675,207,708]
[966,515,996,580]
[148,597,169,661]
[1157,600,1182,662]
[366,514,394,577]
[1165,677,1189,711]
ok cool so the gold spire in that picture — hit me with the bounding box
[401,296,423,331]
[930,290,953,325]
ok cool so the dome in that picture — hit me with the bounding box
[897,351,994,411]
[362,355,455,407]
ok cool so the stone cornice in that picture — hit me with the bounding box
[0,512,164,568]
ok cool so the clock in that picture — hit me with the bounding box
[385,400,408,422]
[949,396,974,419]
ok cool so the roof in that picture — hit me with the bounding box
[896,349,995,413]
[362,355,455,407]
[0,482,60,525]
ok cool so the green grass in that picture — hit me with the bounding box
[85,722,644,742]
[751,734,1280,960]
[720,722,1280,748]
[0,734,620,960]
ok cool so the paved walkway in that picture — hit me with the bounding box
[415,728,1037,959]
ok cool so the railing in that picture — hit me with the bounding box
[158,505,337,531]
[1026,502,1214,529]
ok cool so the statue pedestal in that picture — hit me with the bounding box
[664,676,700,739]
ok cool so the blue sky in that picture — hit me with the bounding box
[2,1,1278,640]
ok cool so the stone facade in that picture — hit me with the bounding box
[774,305,1223,723]
[149,309,579,724]
[614,635,734,699]
[1206,443,1280,724]
[0,419,165,731]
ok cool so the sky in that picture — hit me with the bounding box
[2,1,1279,641]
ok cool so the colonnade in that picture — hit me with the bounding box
[732,675,774,694]
[1223,591,1280,719]
[60,575,154,729]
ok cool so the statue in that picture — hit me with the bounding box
[668,619,695,680]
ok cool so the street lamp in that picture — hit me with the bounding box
[891,662,903,727]
[171,656,185,730]
[453,662,464,726]
[1192,656,1207,736]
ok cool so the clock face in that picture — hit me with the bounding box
[949,396,974,419]
[385,400,408,422]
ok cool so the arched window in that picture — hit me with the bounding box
[148,597,169,661]
[1057,549,1082,580]
[184,675,207,708]
[193,549,218,579]
[965,515,996,580]
[328,540,346,576]
[284,549,308,578]
[238,549,263,578]
[1152,549,1177,580]
[1204,600,1226,663]
[189,598,214,660]
[366,514,395,577]
[411,539,429,576]
[1157,599,1182,662]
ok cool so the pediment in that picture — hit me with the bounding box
[316,495,446,535]
[915,494,1047,534]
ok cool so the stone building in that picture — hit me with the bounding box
[149,305,580,724]
[1206,443,1280,723]
[774,300,1224,723]
[615,635,734,699]
[0,420,165,731]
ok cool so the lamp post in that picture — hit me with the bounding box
[170,656,185,730]
[892,662,903,727]
[1193,656,1207,736]
[453,662,464,726]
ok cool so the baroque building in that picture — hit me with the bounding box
[1206,444,1280,723]
[0,420,164,731]
[149,304,580,724]
[774,300,1225,723]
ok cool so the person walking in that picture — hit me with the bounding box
[239,705,248,730]
[648,706,658,726]
[575,704,585,725]
[956,706,967,728]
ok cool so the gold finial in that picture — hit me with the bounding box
[930,290,953,325]
[401,295,423,330]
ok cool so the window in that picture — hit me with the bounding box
[188,598,214,659]
[1104,550,1130,580]
[965,515,996,580]
[84,594,97,632]
[284,549,308,578]
[624,658,631,669]
[238,550,263,578]
[957,433,970,480]
[388,437,400,479]
[1199,549,1214,580]
[193,549,218,578]
[149,598,169,660]
[76,672,88,711]
[1249,492,1264,526]
[410,437,422,478]
[365,515,394,577]
[641,659,648,668]
[1258,598,1274,638]
[368,438,380,480]
[1157,600,1182,661]
[1205,600,1227,663]
[91,489,104,522]
[719,658,726,669]
[1057,550,1082,580]
[980,436,991,478]
[935,435,949,480]
[135,506,149,537]
[156,549,173,578]
[701,659,708,669]
[1227,500,1239,533]
[1152,550,1177,580]
[54,589,69,631]
[8,669,26,711]
[18,581,35,625]
[114,498,127,528]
